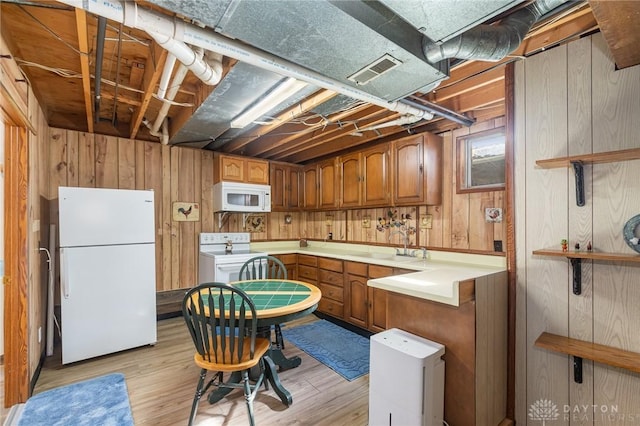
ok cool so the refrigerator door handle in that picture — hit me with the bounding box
[61,248,70,299]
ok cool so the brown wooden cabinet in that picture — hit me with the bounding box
[297,254,318,284]
[302,164,319,209]
[339,152,361,208]
[318,159,338,209]
[214,153,269,184]
[392,133,443,205]
[367,264,392,333]
[345,261,368,328]
[338,144,390,208]
[272,253,297,280]
[344,262,391,332]
[316,257,344,319]
[270,161,302,211]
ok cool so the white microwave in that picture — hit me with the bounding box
[212,182,271,213]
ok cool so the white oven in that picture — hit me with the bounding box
[198,232,267,284]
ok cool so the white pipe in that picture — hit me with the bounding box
[357,114,423,133]
[157,53,177,100]
[151,61,190,136]
[58,0,433,120]
[145,28,222,85]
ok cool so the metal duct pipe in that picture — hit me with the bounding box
[57,0,434,121]
[423,0,569,63]
[94,16,106,122]
[403,97,475,127]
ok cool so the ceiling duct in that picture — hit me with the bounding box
[423,0,571,63]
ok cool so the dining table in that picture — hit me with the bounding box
[206,278,321,406]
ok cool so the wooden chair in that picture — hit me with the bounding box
[182,282,271,426]
[239,256,288,350]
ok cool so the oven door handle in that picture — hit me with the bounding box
[216,264,245,271]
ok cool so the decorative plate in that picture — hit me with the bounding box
[623,214,640,253]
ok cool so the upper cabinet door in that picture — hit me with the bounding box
[393,134,425,205]
[303,164,319,209]
[339,152,362,208]
[423,132,443,206]
[287,165,302,209]
[319,159,338,209]
[218,155,245,182]
[270,163,287,210]
[361,144,390,207]
[246,159,270,184]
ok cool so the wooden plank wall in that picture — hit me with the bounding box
[515,32,640,424]
[27,89,49,386]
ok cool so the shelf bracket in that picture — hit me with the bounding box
[573,356,583,384]
[570,258,582,295]
[571,161,585,206]
[217,212,231,230]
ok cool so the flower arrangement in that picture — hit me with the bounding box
[376,209,416,235]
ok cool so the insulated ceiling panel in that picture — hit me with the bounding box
[378,0,527,43]
[148,0,449,101]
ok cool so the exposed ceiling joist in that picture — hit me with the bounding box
[74,8,93,133]
[588,0,640,69]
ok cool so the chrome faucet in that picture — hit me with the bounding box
[389,230,410,256]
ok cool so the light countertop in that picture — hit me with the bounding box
[251,241,506,306]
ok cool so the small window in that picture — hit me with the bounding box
[456,128,505,193]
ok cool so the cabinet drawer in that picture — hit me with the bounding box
[319,283,343,302]
[318,257,343,272]
[298,254,317,267]
[369,264,393,279]
[298,265,318,281]
[345,261,368,276]
[318,298,344,318]
[276,254,297,264]
[319,269,343,286]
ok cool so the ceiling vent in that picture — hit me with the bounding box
[347,54,402,86]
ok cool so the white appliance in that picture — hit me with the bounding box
[58,186,157,364]
[212,181,271,213]
[369,328,445,426]
[199,232,267,284]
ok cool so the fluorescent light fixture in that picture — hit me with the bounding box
[230,77,307,128]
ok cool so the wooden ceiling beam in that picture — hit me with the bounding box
[74,8,94,133]
[241,102,373,157]
[253,105,389,158]
[430,67,504,104]
[271,110,401,161]
[222,89,339,153]
[588,0,640,69]
[283,119,403,163]
[129,41,167,139]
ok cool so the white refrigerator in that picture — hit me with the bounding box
[58,186,157,364]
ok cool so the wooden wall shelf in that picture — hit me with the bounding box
[533,248,640,263]
[535,332,640,376]
[535,148,640,169]
[536,148,640,206]
[533,248,640,295]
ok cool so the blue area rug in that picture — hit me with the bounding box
[282,319,370,381]
[17,373,134,426]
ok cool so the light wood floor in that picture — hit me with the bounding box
[3,315,369,425]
